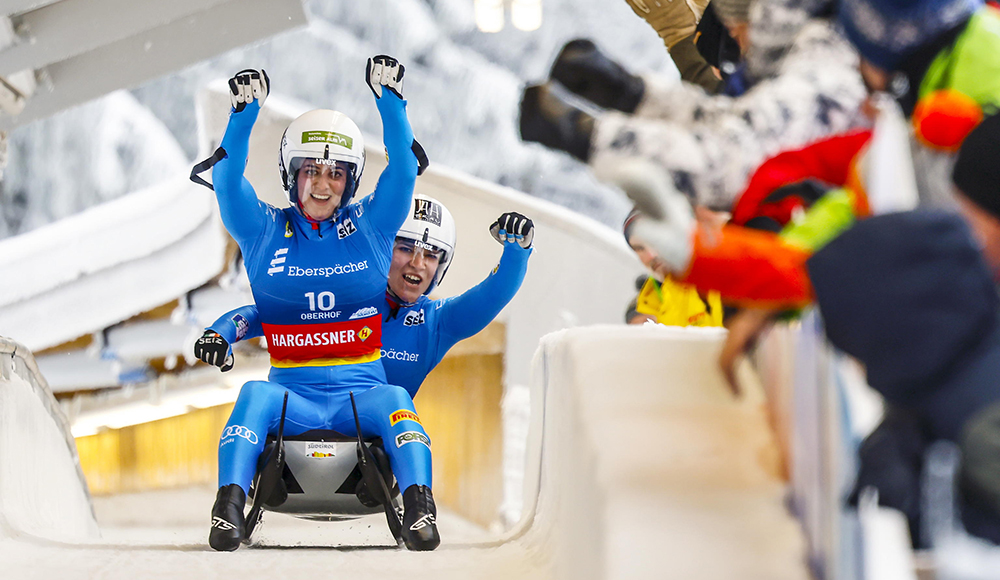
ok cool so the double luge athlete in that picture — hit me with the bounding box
[201,57,437,552]
[197,196,534,398]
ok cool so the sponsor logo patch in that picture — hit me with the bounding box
[350,306,379,320]
[220,425,258,446]
[337,217,357,240]
[395,430,431,449]
[301,130,353,148]
[305,442,338,458]
[381,348,419,362]
[358,326,372,341]
[403,309,425,327]
[263,318,382,360]
[390,410,421,426]
[268,248,288,276]
[287,261,368,278]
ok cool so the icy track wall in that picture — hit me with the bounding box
[512,325,810,580]
[0,337,99,541]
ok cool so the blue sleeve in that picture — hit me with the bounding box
[208,304,264,346]
[436,241,531,346]
[212,102,269,245]
[366,92,419,238]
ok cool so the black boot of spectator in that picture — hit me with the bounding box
[401,484,440,551]
[519,83,595,163]
[209,484,246,551]
[550,39,645,114]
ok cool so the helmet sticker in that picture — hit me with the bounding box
[413,239,439,253]
[301,130,353,148]
[413,198,442,226]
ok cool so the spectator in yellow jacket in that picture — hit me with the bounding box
[625,210,724,328]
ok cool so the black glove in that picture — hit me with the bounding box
[490,212,534,249]
[366,55,404,99]
[228,69,269,113]
[194,330,234,372]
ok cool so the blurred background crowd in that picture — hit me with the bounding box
[519,0,1000,553]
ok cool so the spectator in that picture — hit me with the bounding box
[625,275,657,324]
[520,0,865,210]
[622,0,722,93]
[740,114,1000,545]
[838,0,1000,206]
[627,0,1000,311]
[624,209,724,328]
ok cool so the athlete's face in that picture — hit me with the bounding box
[389,238,443,303]
[297,159,348,221]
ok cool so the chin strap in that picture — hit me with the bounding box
[189,147,228,190]
[385,287,416,321]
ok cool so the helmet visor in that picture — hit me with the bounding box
[289,157,357,213]
[393,237,446,263]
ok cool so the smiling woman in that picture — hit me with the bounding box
[295,159,350,221]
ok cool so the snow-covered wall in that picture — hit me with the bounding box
[0,176,227,351]
[512,325,809,580]
[0,337,99,541]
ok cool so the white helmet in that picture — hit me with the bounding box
[279,109,366,217]
[396,194,457,294]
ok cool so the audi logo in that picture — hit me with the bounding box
[221,425,259,445]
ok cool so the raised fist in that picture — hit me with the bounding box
[194,330,234,372]
[228,69,269,113]
[366,55,404,100]
[490,212,534,249]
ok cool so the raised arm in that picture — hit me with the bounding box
[364,56,422,235]
[437,213,533,345]
[211,70,272,244]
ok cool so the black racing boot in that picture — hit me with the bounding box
[550,39,645,114]
[209,484,246,551]
[519,83,596,163]
[401,484,440,551]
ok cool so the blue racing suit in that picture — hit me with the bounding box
[211,240,531,397]
[211,92,428,495]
